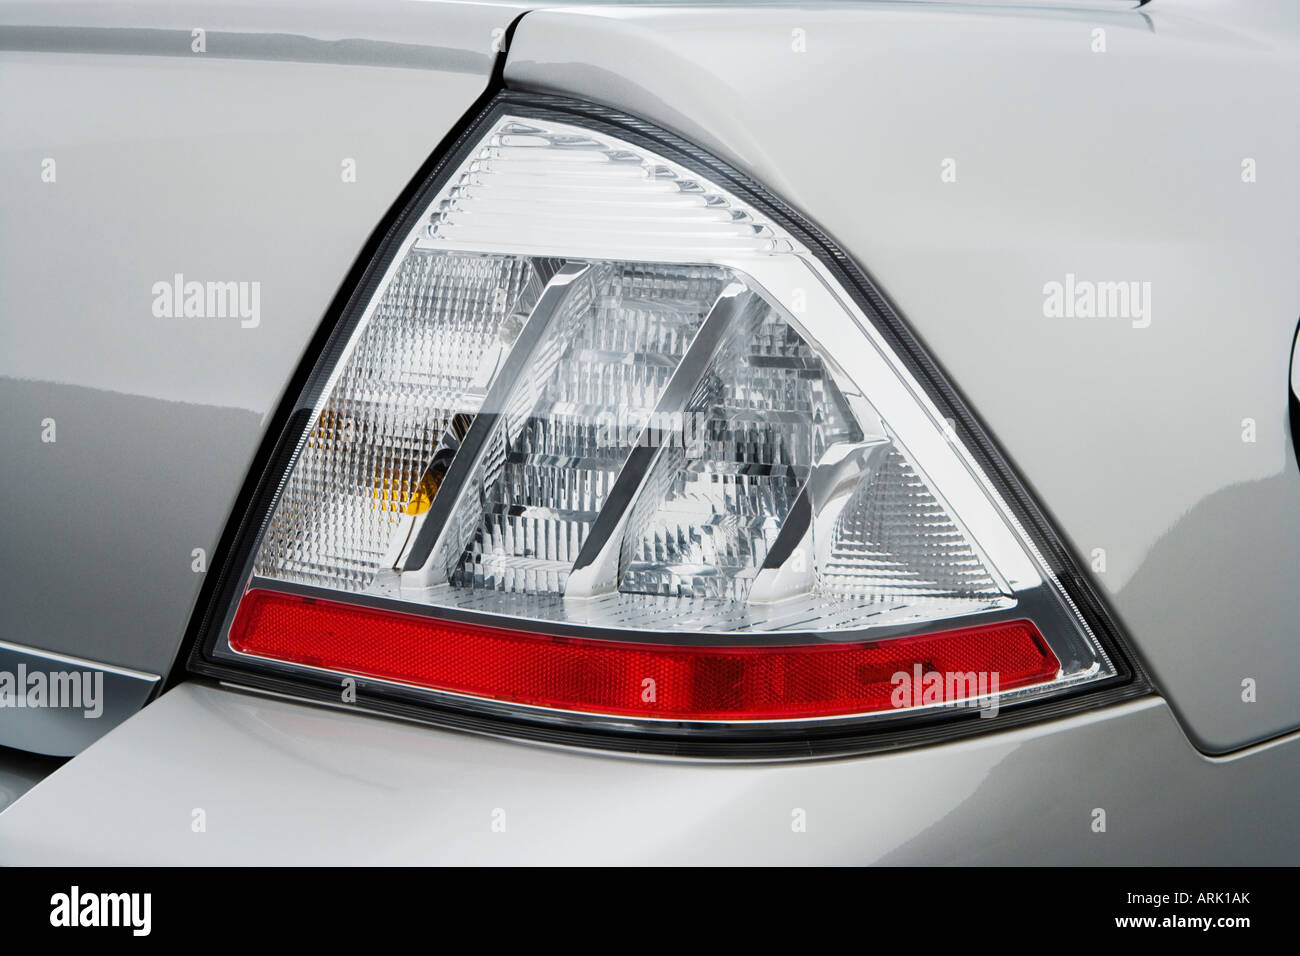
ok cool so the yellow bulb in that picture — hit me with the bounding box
[403,469,440,516]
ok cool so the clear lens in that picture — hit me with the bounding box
[429,121,794,259]
[620,303,861,602]
[450,262,728,595]
[228,107,1118,728]
[255,252,543,592]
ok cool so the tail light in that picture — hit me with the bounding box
[190,93,1139,755]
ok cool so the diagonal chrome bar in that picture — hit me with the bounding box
[398,261,592,585]
[564,282,765,599]
[746,438,891,605]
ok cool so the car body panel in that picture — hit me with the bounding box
[0,1,523,753]
[2,0,1299,866]
[505,0,1300,752]
[2,682,1296,864]
[0,745,60,816]
[0,642,156,755]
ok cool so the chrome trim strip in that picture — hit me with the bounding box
[0,640,160,757]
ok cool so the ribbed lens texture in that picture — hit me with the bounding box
[454,263,727,593]
[423,120,794,259]
[254,252,539,590]
[817,449,1004,602]
[230,589,1061,720]
[621,307,860,600]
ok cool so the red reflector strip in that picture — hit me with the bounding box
[229,589,1060,721]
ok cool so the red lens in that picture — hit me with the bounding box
[229,588,1060,720]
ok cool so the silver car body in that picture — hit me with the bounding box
[1,0,1298,863]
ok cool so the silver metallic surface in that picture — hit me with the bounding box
[505,0,1300,753]
[0,746,61,815]
[0,1,523,725]
[1,682,1295,864]
[1,0,1297,863]
[0,641,158,757]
